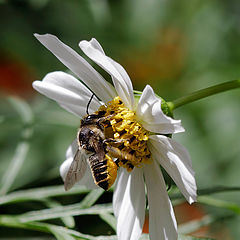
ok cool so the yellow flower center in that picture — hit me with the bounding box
[97,96,151,171]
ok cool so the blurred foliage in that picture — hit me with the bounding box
[0,0,240,239]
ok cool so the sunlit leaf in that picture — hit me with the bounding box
[79,189,104,208]
[43,199,75,228]
[48,226,77,240]
[0,215,118,239]
[19,204,112,222]
[0,185,90,205]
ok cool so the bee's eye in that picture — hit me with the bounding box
[79,132,84,140]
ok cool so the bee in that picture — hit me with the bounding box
[64,109,118,191]
[64,95,139,191]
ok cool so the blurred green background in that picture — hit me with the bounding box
[0,0,240,239]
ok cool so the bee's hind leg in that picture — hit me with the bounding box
[105,144,135,163]
[103,138,129,151]
[103,138,126,145]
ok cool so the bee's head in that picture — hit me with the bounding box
[81,115,96,126]
[78,127,94,151]
[81,111,106,127]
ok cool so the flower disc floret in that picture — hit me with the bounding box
[98,96,151,171]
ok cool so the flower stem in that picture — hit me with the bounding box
[168,80,240,110]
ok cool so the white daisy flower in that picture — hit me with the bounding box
[33,34,197,240]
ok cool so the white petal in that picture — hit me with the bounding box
[60,158,74,181]
[149,135,197,204]
[33,71,101,117]
[58,102,91,117]
[79,38,134,110]
[60,140,98,189]
[34,34,117,103]
[65,138,78,159]
[136,85,184,134]
[143,161,178,240]
[113,168,145,240]
[113,168,129,218]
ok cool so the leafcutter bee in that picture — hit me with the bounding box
[64,109,118,191]
[64,95,140,191]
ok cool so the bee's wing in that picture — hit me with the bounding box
[64,148,87,191]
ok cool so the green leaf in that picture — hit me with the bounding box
[0,97,34,196]
[0,215,113,240]
[94,236,117,240]
[0,215,215,240]
[178,215,214,234]
[7,96,34,124]
[138,233,212,240]
[99,213,117,231]
[18,204,113,222]
[49,226,77,240]
[197,186,240,195]
[13,189,105,223]
[0,141,30,196]
[170,185,240,201]
[0,185,90,205]
[198,196,240,214]
[43,199,75,228]
[80,189,104,208]
[0,188,103,226]
[178,235,214,240]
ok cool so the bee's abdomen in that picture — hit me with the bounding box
[89,154,118,191]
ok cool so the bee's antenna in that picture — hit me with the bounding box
[86,93,95,115]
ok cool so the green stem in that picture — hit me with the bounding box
[170,185,240,200]
[169,80,240,110]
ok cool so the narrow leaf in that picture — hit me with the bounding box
[0,215,117,240]
[0,141,30,195]
[49,226,76,240]
[0,97,33,195]
[178,215,214,234]
[170,185,240,200]
[0,185,90,205]
[18,204,113,222]
[43,199,75,228]
[198,196,240,214]
[99,213,116,231]
[80,189,104,208]
[178,235,214,240]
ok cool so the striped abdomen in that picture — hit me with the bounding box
[88,153,118,190]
